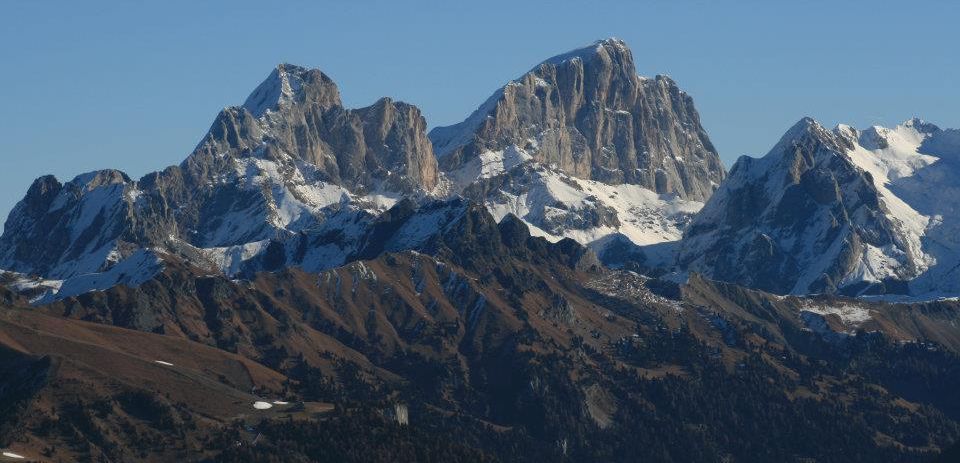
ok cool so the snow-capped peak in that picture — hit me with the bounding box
[681,116,960,298]
[902,117,941,135]
[781,117,834,146]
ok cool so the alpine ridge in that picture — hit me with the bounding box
[0,63,441,293]
[679,117,960,297]
[0,38,726,299]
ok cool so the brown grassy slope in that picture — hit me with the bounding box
[0,309,316,462]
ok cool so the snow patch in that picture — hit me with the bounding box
[801,303,872,325]
[34,249,164,304]
[200,240,272,277]
[481,164,701,255]
[446,145,533,190]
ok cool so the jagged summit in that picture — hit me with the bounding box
[429,38,725,202]
[731,116,943,180]
[537,37,633,67]
[241,63,341,117]
[0,61,441,284]
[902,117,940,133]
[785,116,823,136]
[189,62,439,192]
[426,39,726,268]
[766,117,847,162]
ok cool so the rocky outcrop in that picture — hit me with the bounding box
[430,38,725,201]
[191,64,437,192]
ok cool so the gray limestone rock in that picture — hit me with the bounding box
[430,38,725,201]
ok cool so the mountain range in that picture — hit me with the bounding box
[2,38,960,462]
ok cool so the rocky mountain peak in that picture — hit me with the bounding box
[430,38,725,201]
[903,117,941,135]
[0,61,444,281]
[781,117,845,149]
[781,117,853,164]
[783,116,826,139]
[18,175,62,213]
[187,63,439,193]
[679,116,953,296]
[242,63,341,117]
[536,37,635,75]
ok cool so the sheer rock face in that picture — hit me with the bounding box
[677,118,932,295]
[189,64,438,194]
[0,64,439,277]
[430,38,725,201]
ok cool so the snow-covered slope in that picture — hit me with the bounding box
[0,170,141,279]
[460,163,701,266]
[1,249,164,303]
[881,124,960,297]
[189,197,511,279]
[834,120,938,289]
[679,117,960,297]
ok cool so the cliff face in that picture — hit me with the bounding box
[430,38,725,201]
[189,63,439,193]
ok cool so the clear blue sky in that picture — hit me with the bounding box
[2,0,958,226]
